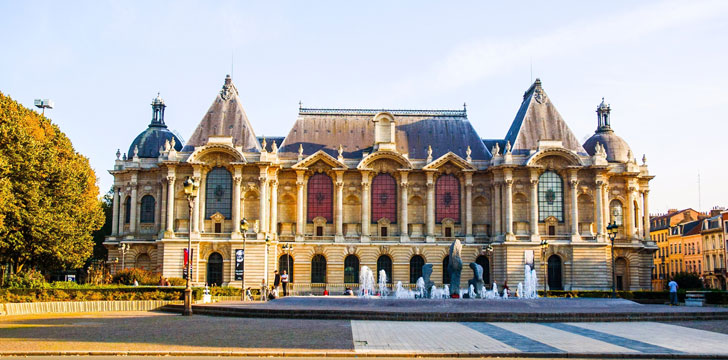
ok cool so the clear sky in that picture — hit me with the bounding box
[1,0,727,215]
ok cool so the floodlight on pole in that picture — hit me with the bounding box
[34,99,54,115]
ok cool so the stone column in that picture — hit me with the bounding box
[627,185,636,238]
[334,171,344,242]
[529,169,540,242]
[569,171,580,242]
[165,174,175,236]
[232,172,242,237]
[426,171,435,242]
[296,171,305,241]
[258,168,268,239]
[270,179,279,237]
[595,180,604,238]
[197,169,207,233]
[192,173,201,235]
[504,169,514,241]
[156,185,162,232]
[643,190,651,240]
[464,172,473,243]
[111,187,120,236]
[400,171,409,242]
[118,189,125,236]
[494,182,501,238]
[603,184,610,231]
[129,174,138,235]
[361,171,371,242]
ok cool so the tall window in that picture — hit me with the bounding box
[410,255,425,284]
[344,255,360,283]
[311,254,327,283]
[610,200,623,226]
[124,196,131,224]
[279,254,294,282]
[442,256,450,284]
[206,167,232,219]
[377,255,393,284]
[307,173,333,222]
[538,171,564,222]
[140,195,155,223]
[436,174,460,223]
[371,173,397,223]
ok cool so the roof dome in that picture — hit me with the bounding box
[128,126,183,158]
[128,93,184,158]
[583,130,631,163]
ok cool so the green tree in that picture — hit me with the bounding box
[670,272,703,290]
[0,92,104,275]
[90,188,113,261]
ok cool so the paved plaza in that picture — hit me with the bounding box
[3,311,728,357]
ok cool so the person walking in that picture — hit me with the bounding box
[281,270,289,297]
[273,270,281,296]
[668,279,679,305]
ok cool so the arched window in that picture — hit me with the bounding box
[410,255,425,284]
[442,256,450,284]
[140,195,155,223]
[377,255,393,284]
[475,255,490,285]
[344,255,360,284]
[436,174,460,223]
[547,255,563,290]
[307,173,333,222]
[610,200,623,226]
[311,254,327,283]
[207,252,223,286]
[279,254,294,283]
[206,167,232,219]
[124,196,131,224]
[135,254,151,271]
[538,171,564,222]
[371,173,397,223]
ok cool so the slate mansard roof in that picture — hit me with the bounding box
[128,95,184,158]
[277,108,492,160]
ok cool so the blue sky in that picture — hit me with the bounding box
[1,0,727,214]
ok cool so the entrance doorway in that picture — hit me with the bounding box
[547,255,563,290]
[207,252,223,286]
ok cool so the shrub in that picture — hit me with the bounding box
[112,268,159,285]
[4,269,47,289]
[167,277,186,286]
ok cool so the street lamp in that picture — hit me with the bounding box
[264,236,271,291]
[118,243,129,270]
[182,177,199,316]
[540,239,549,294]
[240,218,250,301]
[34,99,54,115]
[282,243,293,296]
[607,221,619,298]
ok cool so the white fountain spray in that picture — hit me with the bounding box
[378,269,389,298]
[359,266,375,298]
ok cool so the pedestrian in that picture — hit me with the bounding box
[281,270,289,297]
[274,270,281,295]
[260,279,267,302]
[668,279,679,305]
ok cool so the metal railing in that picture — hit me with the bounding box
[286,282,420,296]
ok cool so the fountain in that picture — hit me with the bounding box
[467,262,484,297]
[394,281,415,299]
[422,264,434,298]
[359,266,375,297]
[448,240,463,297]
[468,284,475,299]
[415,277,426,298]
[378,269,389,297]
[520,264,539,299]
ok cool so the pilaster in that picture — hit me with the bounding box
[399,171,409,243]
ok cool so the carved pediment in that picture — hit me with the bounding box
[422,152,475,171]
[210,212,225,223]
[293,150,347,170]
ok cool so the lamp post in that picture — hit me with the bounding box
[540,239,549,294]
[483,243,494,285]
[240,218,250,301]
[282,243,293,295]
[118,243,129,270]
[607,221,619,298]
[182,177,199,316]
[264,236,270,290]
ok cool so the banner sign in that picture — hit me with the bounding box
[182,248,194,279]
[235,249,244,280]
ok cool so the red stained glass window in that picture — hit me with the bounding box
[436,174,460,223]
[371,174,397,223]
[307,173,333,222]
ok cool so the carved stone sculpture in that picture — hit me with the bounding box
[448,239,463,296]
[422,263,434,298]
[468,262,484,297]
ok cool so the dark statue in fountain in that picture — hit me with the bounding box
[468,262,484,297]
[448,239,463,297]
[422,263,434,298]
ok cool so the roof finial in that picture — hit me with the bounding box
[261,136,267,151]
[116,149,121,160]
[466,146,472,163]
[426,145,433,163]
[642,154,647,165]
[463,102,467,113]
[299,100,302,111]
[298,143,304,161]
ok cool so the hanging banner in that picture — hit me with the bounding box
[235,249,244,280]
[182,248,194,279]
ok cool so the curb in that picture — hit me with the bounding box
[160,304,728,323]
[0,351,727,358]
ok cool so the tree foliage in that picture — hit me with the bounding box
[670,272,704,290]
[0,92,104,273]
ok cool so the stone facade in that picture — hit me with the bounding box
[104,76,656,291]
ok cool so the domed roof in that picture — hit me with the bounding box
[128,126,183,158]
[583,130,631,163]
[128,93,184,158]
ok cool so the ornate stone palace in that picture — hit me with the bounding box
[104,75,656,291]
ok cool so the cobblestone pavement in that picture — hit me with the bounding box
[3,312,728,357]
